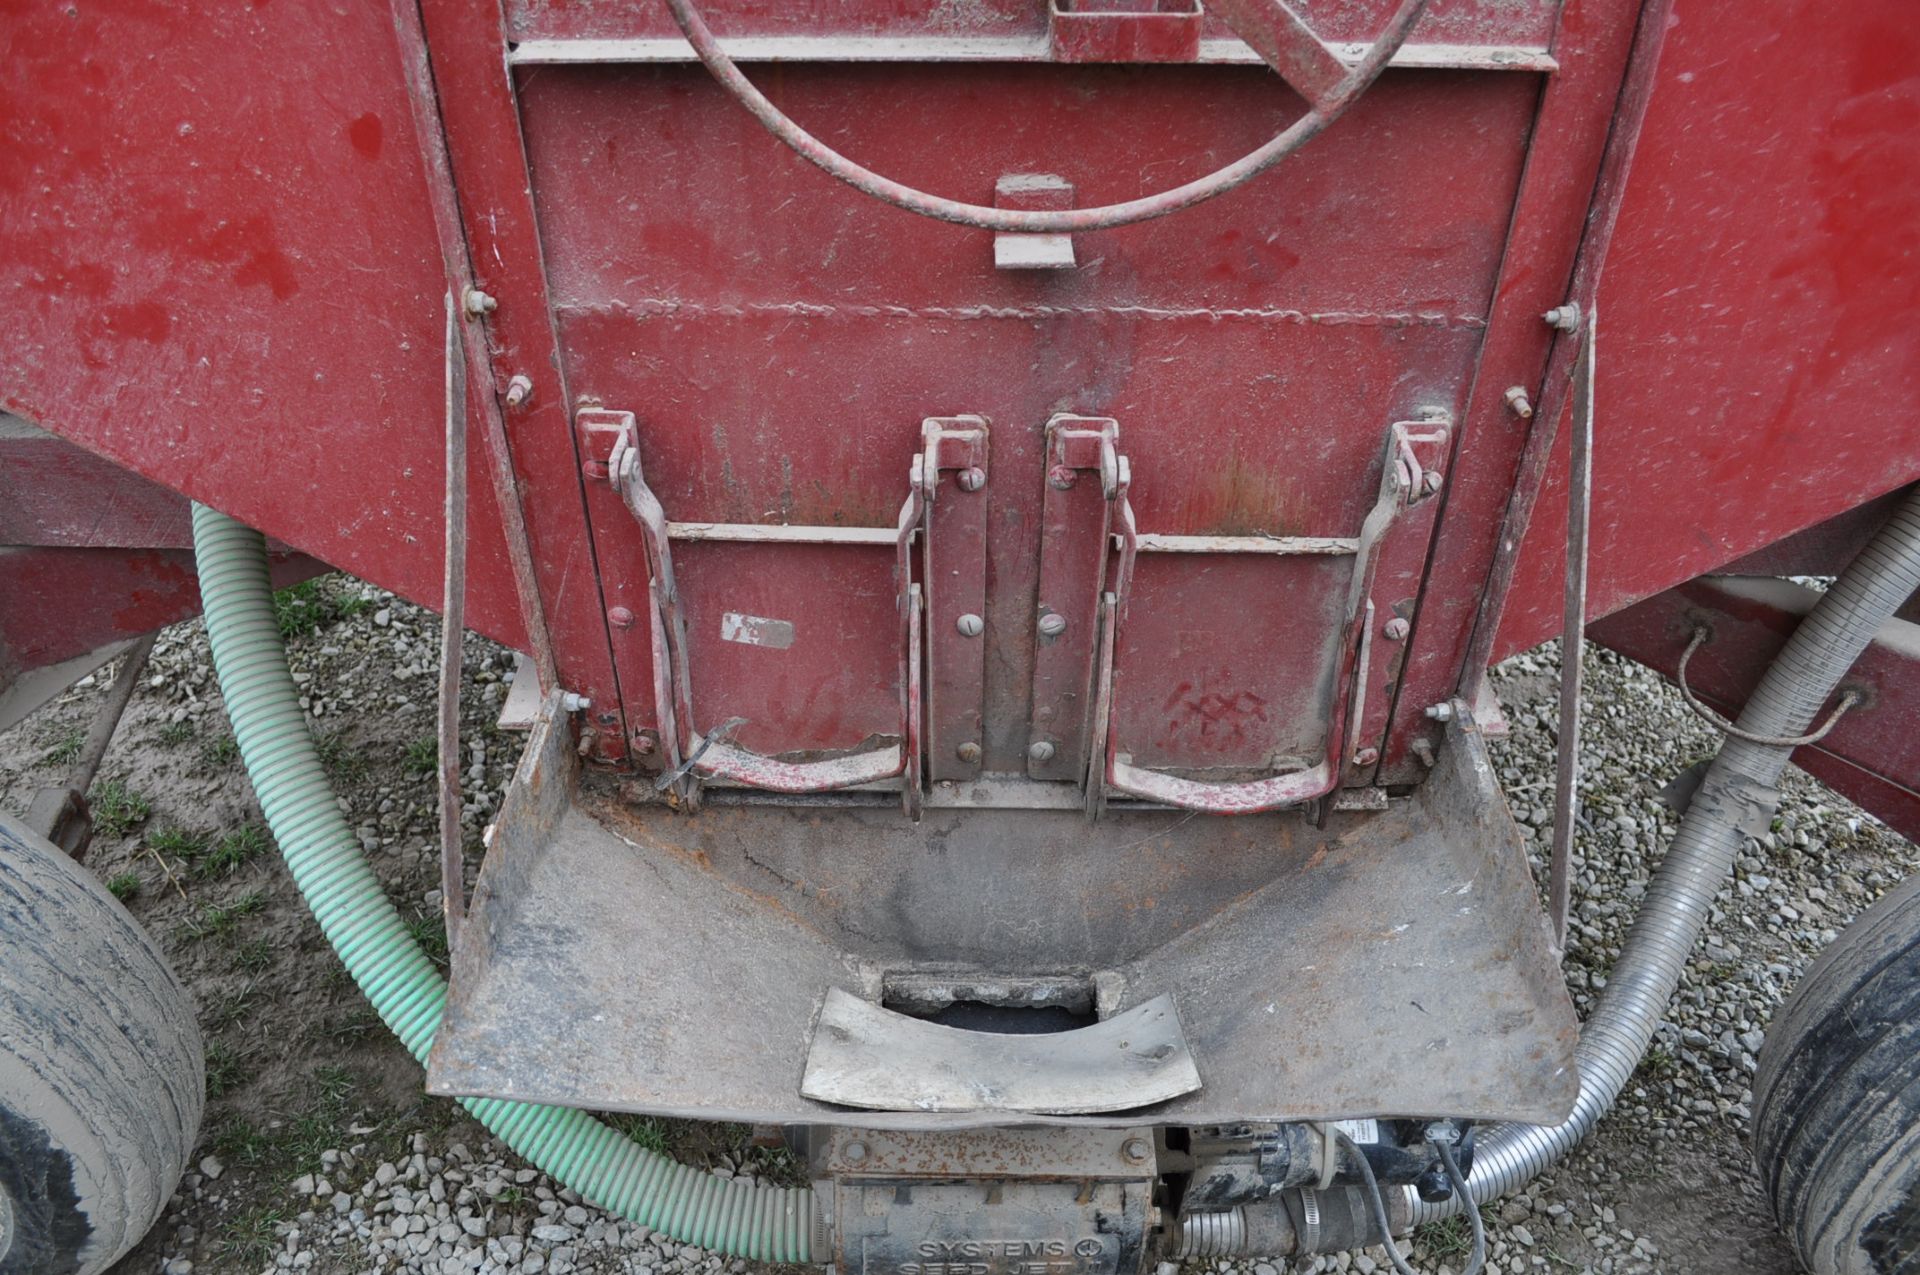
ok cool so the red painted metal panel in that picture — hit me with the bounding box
[1380,0,1642,782]
[523,63,1535,767]
[0,0,527,655]
[1494,0,1920,659]
[1588,576,1920,845]
[0,547,325,685]
[502,0,1556,49]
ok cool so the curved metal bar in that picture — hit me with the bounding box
[659,0,1432,233]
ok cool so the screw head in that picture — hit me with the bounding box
[843,1141,868,1164]
[1352,746,1380,766]
[1122,1137,1152,1165]
[1048,465,1078,490]
[608,606,636,629]
[956,613,985,638]
[503,374,533,408]
[1028,740,1056,764]
[1383,617,1410,641]
[1421,470,1444,495]
[957,467,987,492]
[956,741,982,764]
[1037,613,1068,638]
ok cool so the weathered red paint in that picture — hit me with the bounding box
[1590,576,1920,845]
[4,0,1918,807]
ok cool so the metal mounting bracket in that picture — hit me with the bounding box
[604,413,954,817]
[1084,419,1449,815]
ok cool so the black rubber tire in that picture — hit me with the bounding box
[0,814,204,1275]
[1754,868,1920,1275]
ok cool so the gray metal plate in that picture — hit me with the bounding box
[426,713,1578,1127]
[801,989,1200,1114]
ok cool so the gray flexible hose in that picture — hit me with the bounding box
[1410,486,1920,1222]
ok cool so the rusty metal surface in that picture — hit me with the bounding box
[801,989,1200,1114]
[428,710,1577,1126]
[1547,316,1593,949]
[1589,574,1920,844]
[820,1126,1148,1180]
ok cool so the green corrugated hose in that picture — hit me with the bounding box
[191,504,820,1263]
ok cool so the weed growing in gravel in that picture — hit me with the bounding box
[404,735,438,775]
[41,727,83,766]
[204,1040,248,1098]
[197,825,273,878]
[218,1205,285,1267]
[106,871,142,901]
[607,1113,674,1156]
[157,719,196,746]
[404,911,450,968]
[1637,1045,1679,1080]
[150,826,208,860]
[1414,1206,1498,1262]
[181,891,267,942]
[200,731,241,768]
[273,577,371,639]
[314,728,370,783]
[88,779,151,837]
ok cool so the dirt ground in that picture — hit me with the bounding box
[2,575,1913,1275]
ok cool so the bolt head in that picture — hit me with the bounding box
[1503,385,1534,419]
[957,466,987,492]
[1352,746,1380,766]
[609,606,636,629]
[956,613,985,638]
[1424,702,1454,721]
[503,374,533,408]
[1037,612,1068,638]
[843,1141,868,1163]
[631,731,658,756]
[1047,465,1078,490]
[462,288,498,318]
[1028,740,1056,764]
[1122,1137,1152,1164]
[1421,470,1444,495]
[956,741,982,764]
[1383,617,1410,641]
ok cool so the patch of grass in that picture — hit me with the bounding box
[218,1205,285,1267]
[606,1113,674,1156]
[106,871,143,901]
[196,825,272,879]
[205,1040,249,1099]
[200,732,241,768]
[1636,1045,1679,1081]
[404,736,438,776]
[231,937,275,974]
[315,728,370,783]
[149,825,208,859]
[157,719,197,747]
[404,911,450,969]
[88,779,151,838]
[273,576,369,640]
[41,727,84,767]
[494,1186,526,1207]
[1415,1213,1473,1262]
[180,891,267,943]
[207,989,259,1032]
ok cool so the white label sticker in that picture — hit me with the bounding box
[1333,1118,1380,1144]
[720,612,796,650]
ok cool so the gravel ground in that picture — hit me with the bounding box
[2,575,1914,1275]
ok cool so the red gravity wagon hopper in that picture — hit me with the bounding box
[3,1,1919,1273]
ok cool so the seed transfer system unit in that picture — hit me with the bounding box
[3,1,1919,1274]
